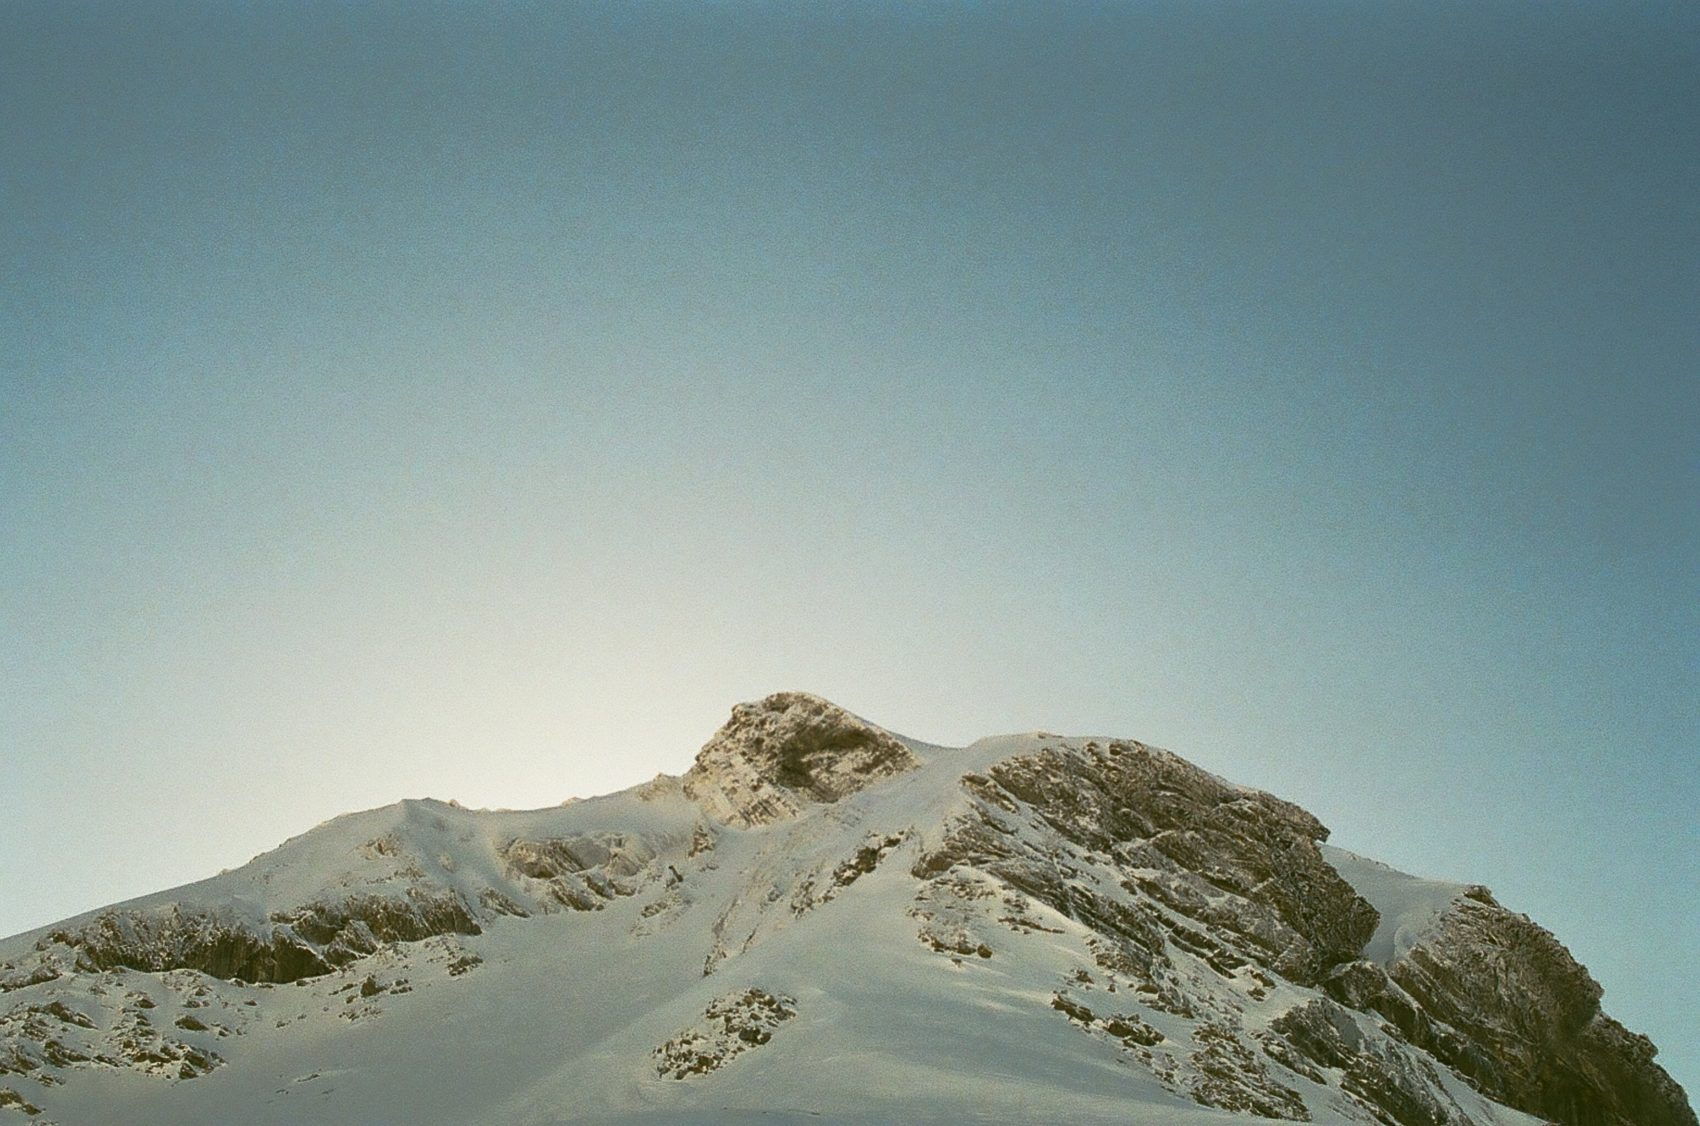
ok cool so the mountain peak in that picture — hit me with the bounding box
[0,698,1690,1125]
[681,692,921,827]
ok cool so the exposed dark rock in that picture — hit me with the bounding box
[1268,998,1473,1126]
[1270,997,1362,1072]
[36,888,481,987]
[45,911,331,984]
[1,994,226,1088]
[832,833,905,890]
[1189,1021,1311,1121]
[1052,992,1165,1050]
[915,741,1377,989]
[278,889,481,953]
[30,1003,91,1031]
[791,832,911,920]
[501,833,650,881]
[1323,960,1499,1095]
[0,1086,42,1116]
[653,988,797,1079]
[499,832,654,911]
[0,967,58,995]
[1051,992,1096,1023]
[1100,1012,1164,1047]
[1377,898,1695,1126]
[997,743,1375,981]
[903,736,1696,1125]
[683,693,920,827]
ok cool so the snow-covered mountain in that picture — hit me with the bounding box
[1,693,1691,1125]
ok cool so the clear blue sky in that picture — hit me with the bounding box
[3,0,1696,1097]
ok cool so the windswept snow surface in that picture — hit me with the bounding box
[1319,844,1467,964]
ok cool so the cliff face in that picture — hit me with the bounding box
[965,740,1379,985]
[681,691,921,826]
[911,737,1692,1126]
[1327,891,1697,1126]
[0,694,1689,1126]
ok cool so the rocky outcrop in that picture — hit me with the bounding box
[906,735,1697,1126]
[272,890,482,970]
[916,740,1378,987]
[32,889,480,987]
[1189,1020,1311,1121]
[909,738,1392,1116]
[653,988,797,1078]
[0,1086,43,1116]
[1327,894,1697,1126]
[1266,997,1478,1126]
[499,832,655,911]
[0,982,228,1086]
[682,693,920,827]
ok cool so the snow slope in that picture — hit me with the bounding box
[1318,846,1468,965]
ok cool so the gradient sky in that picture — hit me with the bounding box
[3,0,1696,1097]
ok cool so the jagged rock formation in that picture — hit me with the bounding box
[925,740,1380,985]
[500,832,655,911]
[1,974,230,1090]
[1324,892,1696,1126]
[652,988,797,1079]
[682,691,921,826]
[0,693,1689,1126]
[28,891,482,987]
